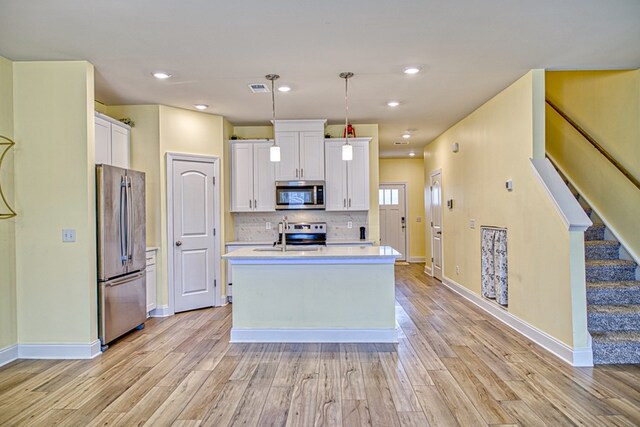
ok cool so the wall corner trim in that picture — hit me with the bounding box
[529,158,592,232]
[441,275,593,367]
[149,304,173,318]
[0,344,19,367]
[16,340,102,360]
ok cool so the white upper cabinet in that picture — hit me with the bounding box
[95,112,131,169]
[230,140,276,212]
[324,138,370,211]
[274,120,326,181]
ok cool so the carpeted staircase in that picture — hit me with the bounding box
[577,194,640,364]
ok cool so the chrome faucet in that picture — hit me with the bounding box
[281,216,288,252]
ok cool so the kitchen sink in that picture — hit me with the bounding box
[253,246,319,252]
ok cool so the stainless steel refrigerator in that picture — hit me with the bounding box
[96,164,146,348]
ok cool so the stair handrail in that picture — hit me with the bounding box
[545,98,640,191]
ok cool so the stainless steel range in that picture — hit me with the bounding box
[278,222,327,246]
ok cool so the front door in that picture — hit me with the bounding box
[172,159,216,312]
[379,184,407,261]
[430,171,443,280]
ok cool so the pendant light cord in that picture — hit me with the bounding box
[345,75,349,144]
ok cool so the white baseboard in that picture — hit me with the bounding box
[441,275,593,367]
[424,265,432,276]
[17,340,102,360]
[150,304,173,317]
[409,256,426,263]
[231,328,398,343]
[0,344,19,367]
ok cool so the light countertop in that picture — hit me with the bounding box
[224,245,400,263]
[225,239,375,246]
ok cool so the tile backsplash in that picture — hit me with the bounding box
[232,211,369,242]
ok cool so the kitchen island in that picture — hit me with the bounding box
[223,245,400,343]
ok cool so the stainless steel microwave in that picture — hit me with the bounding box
[275,181,325,210]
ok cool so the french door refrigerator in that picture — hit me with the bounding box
[96,164,146,348]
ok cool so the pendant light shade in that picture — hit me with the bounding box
[266,73,280,162]
[270,145,281,162]
[342,143,353,161]
[340,72,354,161]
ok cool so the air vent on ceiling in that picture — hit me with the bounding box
[248,83,270,93]
[393,141,410,145]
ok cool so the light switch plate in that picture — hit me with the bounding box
[347,221,353,229]
[62,229,76,242]
[266,222,271,230]
[469,219,476,229]
[416,217,422,222]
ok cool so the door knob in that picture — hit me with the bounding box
[176,241,182,246]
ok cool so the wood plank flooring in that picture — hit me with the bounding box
[1,264,639,426]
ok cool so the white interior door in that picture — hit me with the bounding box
[430,171,443,280]
[379,184,407,261]
[172,159,216,313]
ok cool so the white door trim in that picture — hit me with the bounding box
[166,152,222,315]
[379,181,409,261]
[429,169,443,279]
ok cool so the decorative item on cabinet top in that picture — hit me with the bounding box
[0,135,16,220]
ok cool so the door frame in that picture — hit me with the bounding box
[428,169,443,278]
[379,181,409,262]
[166,152,222,315]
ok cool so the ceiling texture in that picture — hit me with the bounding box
[1,1,639,157]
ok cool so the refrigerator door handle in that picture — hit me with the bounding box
[127,176,134,264]
[119,176,128,265]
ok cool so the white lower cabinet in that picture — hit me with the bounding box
[145,249,157,315]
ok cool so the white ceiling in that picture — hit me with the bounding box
[1,1,639,157]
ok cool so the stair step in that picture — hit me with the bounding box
[585,240,620,260]
[592,331,640,364]
[588,304,640,332]
[587,281,640,305]
[584,223,606,241]
[586,259,637,282]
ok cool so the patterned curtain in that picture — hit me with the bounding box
[481,227,508,306]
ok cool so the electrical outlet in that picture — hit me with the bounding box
[456,265,460,275]
[62,229,76,242]
[347,221,353,229]
[416,217,422,222]
[266,222,271,230]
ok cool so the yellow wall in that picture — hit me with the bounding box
[13,61,97,344]
[232,125,273,140]
[546,71,640,260]
[158,106,226,307]
[0,56,16,350]
[424,71,587,348]
[104,105,227,309]
[379,158,426,261]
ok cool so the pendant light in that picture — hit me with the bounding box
[266,74,281,162]
[340,72,354,161]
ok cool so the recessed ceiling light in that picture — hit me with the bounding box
[402,133,411,139]
[387,101,400,107]
[409,152,416,157]
[194,104,208,110]
[278,85,291,92]
[152,71,172,79]
[403,66,421,75]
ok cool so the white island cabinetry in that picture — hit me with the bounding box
[223,245,400,343]
[230,140,275,212]
[325,138,370,211]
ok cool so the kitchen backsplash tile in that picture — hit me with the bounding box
[233,211,369,242]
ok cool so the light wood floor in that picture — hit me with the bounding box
[1,264,640,426]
